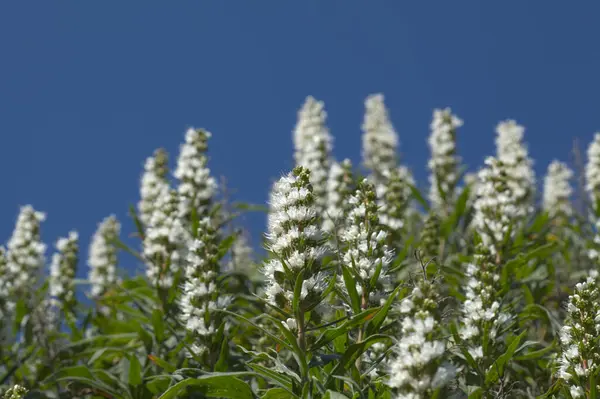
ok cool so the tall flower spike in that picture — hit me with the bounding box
[2,385,28,399]
[0,248,11,342]
[323,159,355,235]
[49,231,79,312]
[180,217,230,358]
[362,93,399,184]
[6,205,46,297]
[543,160,573,224]
[377,166,414,238]
[225,232,255,274]
[419,213,441,262]
[174,128,217,223]
[388,277,456,397]
[263,167,330,321]
[88,215,120,299]
[495,120,536,216]
[556,270,600,397]
[138,148,170,226]
[143,187,191,289]
[428,108,463,214]
[292,96,333,215]
[585,133,600,210]
[340,179,393,308]
[472,156,528,256]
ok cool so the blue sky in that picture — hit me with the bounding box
[1,2,599,280]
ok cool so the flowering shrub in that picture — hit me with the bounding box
[1,94,600,399]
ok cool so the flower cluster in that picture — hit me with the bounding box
[586,133,600,210]
[377,166,414,237]
[323,159,355,235]
[263,167,329,318]
[428,108,463,214]
[340,179,392,308]
[180,217,230,357]
[293,96,333,214]
[388,277,455,397]
[362,93,399,184]
[1,385,27,399]
[49,231,79,311]
[138,148,170,226]
[542,160,573,223]
[419,213,440,262]
[495,120,535,216]
[88,215,120,299]
[556,270,600,398]
[0,248,11,338]
[472,157,528,256]
[5,205,46,298]
[459,255,510,365]
[224,232,254,274]
[143,187,191,289]
[174,128,217,222]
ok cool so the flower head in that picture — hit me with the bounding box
[138,148,170,226]
[88,215,120,299]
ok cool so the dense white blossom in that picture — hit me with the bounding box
[138,148,170,226]
[495,120,535,215]
[340,179,392,307]
[2,385,28,399]
[377,166,414,235]
[174,128,217,221]
[472,157,528,255]
[542,160,573,221]
[262,167,329,319]
[388,278,455,397]
[49,231,79,310]
[180,217,230,357]
[323,159,354,234]
[0,248,11,339]
[143,187,191,288]
[292,96,333,214]
[225,232,255,274]
[428,108,463,213]
[362,93,399,184]
[556,270,600,394]
[88,215,120,299]
[586,133,600,208]
[6,205,46,296]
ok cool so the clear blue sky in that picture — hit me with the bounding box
[1,2,599,279]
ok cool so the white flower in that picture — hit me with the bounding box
[263,167,330,316]
[362,93,398,184]
[143,187,192,288]
[179,218,230,356]
[293,96,333,214]
[174,128,217,221]
[495,120,535,215]
[49,230,79,309]
[138,148,170,226]
[88,215,120,299]
[6,205,46,297]
[428,108,463,213]
[586,132,600,205]
[543,160,573,220]
[323,159,354,234]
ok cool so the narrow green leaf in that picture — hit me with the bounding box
[342,265,361,314]
[157,375,253,399]
[366,284,402,336]
[128,355,142,387]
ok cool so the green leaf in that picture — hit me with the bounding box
[292,272,304,314]
[262,388,298,398]
[366,284,402,336]
[342,265,361,314]
[248,363,294,391]
[485,331,527,385]
[152,309,165,342]
[128,354,142,387]
[408,184,430,212]
[311,308,379,350]
[324,391,350,399]
[327,334,390,384]
[146,376,172,395]
[158,375,253,399]
[147,354,176,373]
